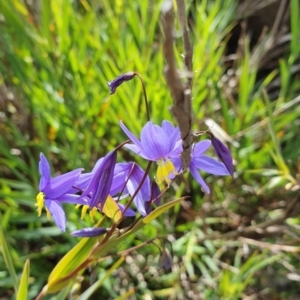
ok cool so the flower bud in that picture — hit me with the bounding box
[211,137,234,177]
[107,72,135,94]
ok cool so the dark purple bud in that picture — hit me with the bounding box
[146,181,161,215]
[211,137,234,177]
[158,247,172,271]
[151,181,161,206]
[107,72,135,94]
[71,227,107,237]
[81,150,117,209]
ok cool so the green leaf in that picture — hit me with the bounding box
[54,284,73,300]
[90,219,145,259]
[202,255,220,273]
[77,257,124,300]
[114,288,136,300]
[16,259,30,300]
[143,197,184,224]
[0,220,18,294]
[47,236,98,293]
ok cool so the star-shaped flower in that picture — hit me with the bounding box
[111,162,151,216]
[120,120,181,184]
[36,153,84,231]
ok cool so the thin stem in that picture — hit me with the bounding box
[34,257,92,300]
[122,161,153,217]
[96,237,162,262]
[99,161,153,245]
[134,72,151,122]
[149,178,175,205]
[126,178,173,232]
[35,289,45,300]
[193,130,214,140]
[115,163,136,204]
[115,139,131,151]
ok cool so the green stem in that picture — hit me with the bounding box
[134,72,151,122]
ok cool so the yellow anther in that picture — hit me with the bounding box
[46,208,51,220]
[80,205,89,220]
[36,192,45,217]
[165,159,177,176]
[89,207,98,222]
[156,159,178,185]
[77,204,98,222]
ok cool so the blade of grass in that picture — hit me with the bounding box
[0,217,19,294]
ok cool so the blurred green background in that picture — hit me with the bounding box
[1,0,300,299]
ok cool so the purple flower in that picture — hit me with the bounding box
[107,72,135,94]
[67,157,106,194]
[211,137,234,177]
[80,150,117,209]
[120,120,181,184]
[158,247,172,271]
[172,140,230,194]
[36,153,84,231]
[111,162,151,216]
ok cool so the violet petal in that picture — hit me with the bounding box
[120,121,143,149]
[43,168,83,199]
[45,199,66,232]
[39,153,51,191]
[192,140,211,156]
[193,155,230,176]
[190,163,210,194]
[140,122,169,160]
[81,151,117,208]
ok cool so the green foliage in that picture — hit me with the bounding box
[0,220,19,294]
[218,252,282,299]
[1,0,300,299]
[17,259,30,300]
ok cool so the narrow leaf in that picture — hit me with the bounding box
[47,236,98,293]
[17,259,30,300]
[0,221,18,294]
[143,197,184,224]
[77,257,124,300]
[114,288,136,300]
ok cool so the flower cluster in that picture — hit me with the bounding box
[35,74,234,236]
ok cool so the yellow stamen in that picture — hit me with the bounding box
[36,192,45,217]
[89,207,98,222]
[46,208,51,220]
[165,159,177,176]
[76,204,98,222]
[80,205,89,220]
[156,159,178,185]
